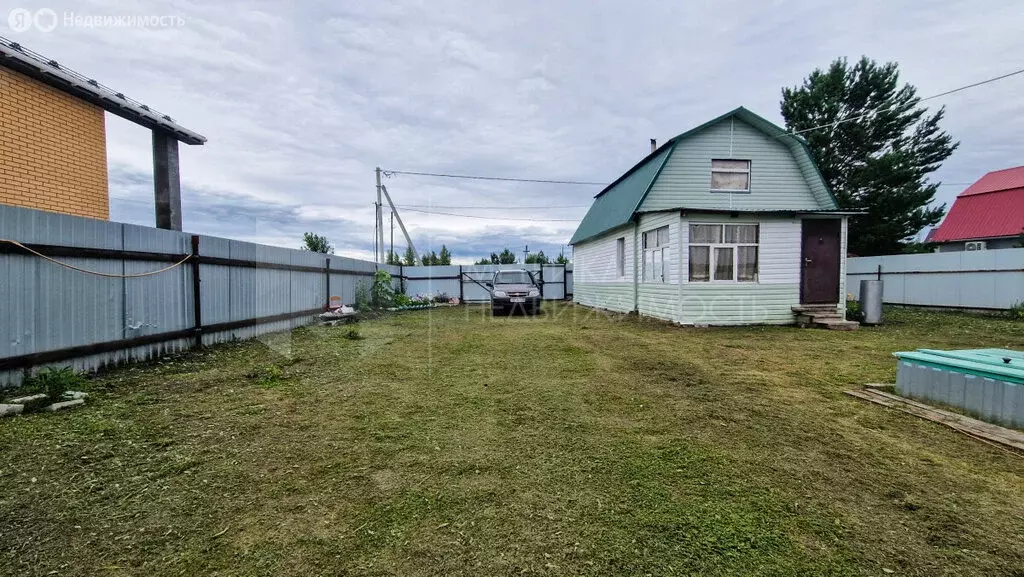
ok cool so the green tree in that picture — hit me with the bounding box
[475,256,494,265]
[780,56,958,255]
[385,250,403,265]
[555,251,570,264]
[901,242,936,254]
[497,248,517,264]
[525,250,549,264]
[301,232,333,254]
[438,245,452,265]
[402,246,417,266]
[420,251,440,266]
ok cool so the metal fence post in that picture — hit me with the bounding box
[459,265,464,303]
[325,257,331,309]
[190,235,202,348]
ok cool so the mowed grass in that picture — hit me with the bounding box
[1,304,1023,576]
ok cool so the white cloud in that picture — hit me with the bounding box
[6,0,1023,259]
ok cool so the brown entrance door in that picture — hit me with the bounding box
[800,219,841,304]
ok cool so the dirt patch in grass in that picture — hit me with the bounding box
[1,304,1022,576]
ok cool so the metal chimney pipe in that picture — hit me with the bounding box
[650,138,657,152]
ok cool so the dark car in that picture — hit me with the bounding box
[487,270,542,315]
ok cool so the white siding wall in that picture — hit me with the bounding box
[677,214,802,325]
[572,224,635,312]
[574,224,634,283]
[637,211,681,321]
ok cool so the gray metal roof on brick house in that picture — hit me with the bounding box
[569,107,836,245]
[0,35,206,145]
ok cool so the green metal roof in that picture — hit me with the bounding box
[568,145,671,245]
[569,106,837,245]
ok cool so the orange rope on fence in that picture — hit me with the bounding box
[0,239,192,278]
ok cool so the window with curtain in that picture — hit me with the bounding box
[688,223,758,282]
[642,225,670,283]
[710,159,751,192]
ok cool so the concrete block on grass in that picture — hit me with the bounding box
[44,399,85,412]
[0,404,24,418]
[7,393,47,405]
[62,391,89,400]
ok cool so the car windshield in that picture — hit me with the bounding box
[494,271,533,284]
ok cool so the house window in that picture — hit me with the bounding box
[688,223,758,282]
[710,159,751,192]
[642,226,670,282]
[615,237,625,277]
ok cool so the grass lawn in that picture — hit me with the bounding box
[2,303,1023,576]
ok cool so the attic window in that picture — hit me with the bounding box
[711,159,750,192]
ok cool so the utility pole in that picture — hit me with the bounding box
[523,244,530,263]
[389,211,394,265]
[380,184,418,264]
[372,202,378,263]
[375,167,385,264]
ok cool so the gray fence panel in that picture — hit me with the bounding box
[121,224,194,363]
[404,265,461,300]
[847,248,1024,310]
[565,264,573,296]
[541,264,565,300]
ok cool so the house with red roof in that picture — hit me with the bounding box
[930,166,1024,252]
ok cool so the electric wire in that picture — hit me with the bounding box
[398,207,580,222]
[784,66,1024,138]
[382,169,606,186]
[0,239,192,278]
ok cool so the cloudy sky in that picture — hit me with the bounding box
[4,0,1022,262]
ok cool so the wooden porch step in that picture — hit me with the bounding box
[814,318,859,331]
[792,304,839,314]
[795,309,859,330]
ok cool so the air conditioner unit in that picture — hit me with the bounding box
[965,241,987,251]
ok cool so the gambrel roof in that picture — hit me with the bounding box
[569,107,837,245]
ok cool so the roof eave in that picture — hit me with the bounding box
[0,39,206,145]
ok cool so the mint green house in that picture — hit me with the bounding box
[569,107,851,325]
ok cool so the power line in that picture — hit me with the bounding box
[382,169,606,186]
[399,207,580,222]
[784,66,1024,138]
[396,203,589,210]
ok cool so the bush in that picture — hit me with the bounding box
[393,293,412,307]
[433,292,450,303]
[24,366,87,400]
[371,270,395,309]
[1009,301,1024,321]
[846,297,862,322]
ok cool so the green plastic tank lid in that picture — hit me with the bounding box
[892,348,1024,384]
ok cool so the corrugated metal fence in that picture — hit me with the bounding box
[0,204,574,386]
[846,248,1024,310]
[403,263,573,303]
[0,205,401,386]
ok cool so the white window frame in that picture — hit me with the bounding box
[710,159,751,193]
[687,223,759,283]
[615,237,626,278]
[642,225,670,283]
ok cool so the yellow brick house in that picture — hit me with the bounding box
[0,36,205,229]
